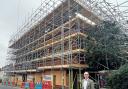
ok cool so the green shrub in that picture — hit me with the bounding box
[107,64,128,89]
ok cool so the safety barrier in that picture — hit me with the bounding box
[6,81,8,86]
[29,82,35,89]
[10,82,12,86]
[12,81,15,87]
[25,82,30,89]
[2,81,5,85]
[1,81,54,89]
[4,81,6,85]
[35,82,42,89]
[2,81,4,85]
[8,81,10,86]
[2,81,8,86]
[43,81,52,89]
[21,82,25,88]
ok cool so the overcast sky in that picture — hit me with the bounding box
[0,0,42,67]
[0,0,127,68]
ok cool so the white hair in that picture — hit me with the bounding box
[84,72,89,75]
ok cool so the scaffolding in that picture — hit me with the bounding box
[5,0,128,89]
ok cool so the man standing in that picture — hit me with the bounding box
[82,72,95,89]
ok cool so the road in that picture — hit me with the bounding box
[0,85,20,89]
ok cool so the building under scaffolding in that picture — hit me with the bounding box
[4,0,128,89]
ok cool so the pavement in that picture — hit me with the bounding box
[0,84,22,89]
[0,84,107,89]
